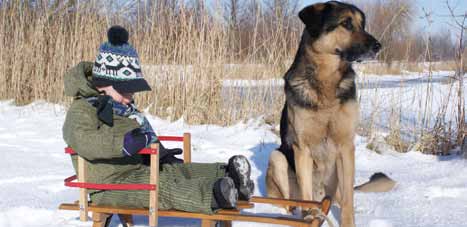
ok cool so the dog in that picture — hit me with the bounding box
[266,1,382,227]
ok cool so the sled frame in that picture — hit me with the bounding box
[59,133,332,227]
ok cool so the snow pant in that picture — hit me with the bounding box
[90,163,226,214]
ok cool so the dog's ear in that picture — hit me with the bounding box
[298,3,329,37]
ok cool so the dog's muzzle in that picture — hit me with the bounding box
[336,38,381,62]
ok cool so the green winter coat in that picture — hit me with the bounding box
[62,62,225,214]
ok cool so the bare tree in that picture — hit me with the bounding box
[263,0,300,25]
[242,0,261,29]
[185,0,206,26]
[431,30,455,61]
[446,0,466,148]
[193,0,205,18]
[225,0,241,29]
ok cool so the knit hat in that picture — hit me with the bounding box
[92,26,151,93]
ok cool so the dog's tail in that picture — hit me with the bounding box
[354,172,396,192]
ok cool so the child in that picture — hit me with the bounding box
[62,26,254,215]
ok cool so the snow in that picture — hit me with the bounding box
[225,71,467,143]
[0,73,466,227]
[358,72,467,140]
[368,219,393,227]
[222,70,458,87]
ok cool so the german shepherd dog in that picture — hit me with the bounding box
[266,1,382,227]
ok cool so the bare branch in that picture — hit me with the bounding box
[446,0,467,29]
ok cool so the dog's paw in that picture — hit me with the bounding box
[303,214,315,222]
[302,208,322,221]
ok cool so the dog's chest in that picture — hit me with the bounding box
[317,69,355,105]
[290,106,339,157]
[310,137,338,196]
[310,137,338,161]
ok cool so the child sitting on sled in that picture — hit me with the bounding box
[62,26,254,214]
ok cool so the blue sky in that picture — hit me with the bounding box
[301,0,467,35]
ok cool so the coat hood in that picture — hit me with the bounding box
[64,61,99,97]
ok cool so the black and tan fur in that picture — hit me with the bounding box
[266,2,382,227]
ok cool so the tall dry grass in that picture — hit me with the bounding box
[0,1,300,125]
[0,1,108,104]
[0,1,464,154]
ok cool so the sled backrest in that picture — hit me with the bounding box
[64,133,191,227]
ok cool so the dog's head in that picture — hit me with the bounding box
[299,1,381,62]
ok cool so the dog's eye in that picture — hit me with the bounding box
[341,19,353,31]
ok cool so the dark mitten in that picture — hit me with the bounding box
[142,143,184,166]
[160,153,184,165]
[159,143,183,159]
[94,95,114,126]
[159,143,183,164]
[122,128,152,156]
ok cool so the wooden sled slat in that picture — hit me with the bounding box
[251,196,323,209]
[236,200,254,209]
[60,203,243,215]
[59,201,329,227]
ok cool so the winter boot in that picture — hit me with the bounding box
[212,177,238,209]
[226,155,255,200]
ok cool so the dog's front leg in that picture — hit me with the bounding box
[333,102,358,227]
[293,143,319,221]
[336,143,355,227]
[293,144,314,202]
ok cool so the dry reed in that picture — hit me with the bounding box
[0,1,299,125]
[0,1,464,155]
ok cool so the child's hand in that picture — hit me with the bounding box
[122,128,153,156]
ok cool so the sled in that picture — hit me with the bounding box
[59,133,332,227]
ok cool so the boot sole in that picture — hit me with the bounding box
[229,156,254,200]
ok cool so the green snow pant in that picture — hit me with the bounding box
[90,163,226,214]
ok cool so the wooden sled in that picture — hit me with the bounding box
[59,133,332,227]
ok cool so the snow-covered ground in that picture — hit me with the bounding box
[224,71,467,142]
[222,70,456,87]
[0,96,466,226]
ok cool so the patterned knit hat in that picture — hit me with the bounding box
[92,26,151,93]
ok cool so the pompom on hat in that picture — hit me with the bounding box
[92,26,151,93]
